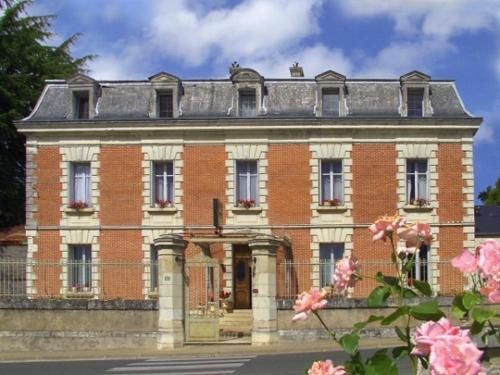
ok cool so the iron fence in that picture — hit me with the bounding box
[277,259,469,300]
[0,258,158,300]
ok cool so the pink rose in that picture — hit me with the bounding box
[477,239,500,282]
[369,215,404,242]
[292,288,327,322]
[452,250,478,274]
[479,279,500,303]
[429,335,484,375]
[308,360,346,375]
[411,318,464,356]
[333,256,360,294]
[398,223,433,248]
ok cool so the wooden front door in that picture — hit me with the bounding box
[233,245,252,309]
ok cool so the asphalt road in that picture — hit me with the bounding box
[0,349,412,375]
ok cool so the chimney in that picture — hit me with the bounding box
[289,62,304,78]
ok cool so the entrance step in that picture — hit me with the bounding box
[219,309,253,336]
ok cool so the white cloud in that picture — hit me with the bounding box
[356,38,455,78]
[239,44,352,78]
[147,0,323,67]
[333,0,498,38]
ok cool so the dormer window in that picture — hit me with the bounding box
[239,89,256,117]
[407,88,424,117]
[400,71,432,118]
[322,88,340,117]
[157,91,173,118]
[75,92,90,119]
[315,70,347,117]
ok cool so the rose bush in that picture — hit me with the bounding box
[292,214,499,375]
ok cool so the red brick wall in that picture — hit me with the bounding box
[437,227,467,294]
[100,230,143,299]
[34,231,61,296]
[437,144,464,222]
[100,146,142,225]
[267,144,311,224]
[183,145,226,225]
[352,144,397,223]
[34,147,61,225]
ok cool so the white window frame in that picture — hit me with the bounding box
[408,245,430,283]
[235,160,259,204]
[320,159,343,203]
[238,89,257,117]
[319,243,344,287]
[406,159,429,203]
[70,162,91,205]
[68,245,92,290]
[407,88,424,118]
[152,161,174,205]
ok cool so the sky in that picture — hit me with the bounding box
[28,0,500,201]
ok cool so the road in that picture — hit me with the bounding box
[0,349,412,375]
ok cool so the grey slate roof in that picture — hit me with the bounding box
[475,206,500,236]
[26,77,471,121]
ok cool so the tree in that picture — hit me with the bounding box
[0,0,92,227]
[478,177,500,205]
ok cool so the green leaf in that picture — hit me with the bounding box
[381,306,410,325]
[367,286,391,307]
[413,279,432,296]
[353,315,384,332]
[411,300,445,321]
[366,350,398,375]
[394,326,407,342]
[402,259,415,273]
[375,272,399,287]
[463,292,481,310]
[470,320,486,335]
[403,288,418,299]
[339,333,360,355]
[392,346,409,360]
[451,295,467,319]
[471,308,496,324]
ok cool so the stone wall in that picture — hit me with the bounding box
[0,299,158,352]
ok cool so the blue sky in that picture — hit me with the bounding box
[30,0,500,200]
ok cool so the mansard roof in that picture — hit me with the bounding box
[24,69,473,121]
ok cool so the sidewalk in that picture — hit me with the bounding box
[0,337,402,362]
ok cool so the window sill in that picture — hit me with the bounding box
[231,206,262,214]
[402,205,433,213]
[65,291,94,298]
[64,207,95,215]
[147,207,178,214]
[316,205,348,213]
[148,291,159,299]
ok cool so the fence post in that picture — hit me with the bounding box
[154,233,187,349]
[248,234,282,346]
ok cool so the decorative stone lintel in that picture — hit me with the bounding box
[248,234,282,254]
[154,233,187,257]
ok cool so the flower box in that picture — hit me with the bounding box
[155,199,173,208]
[237,199,256,208]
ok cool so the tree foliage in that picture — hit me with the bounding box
[0,0,92,227]
[478,177,500,205]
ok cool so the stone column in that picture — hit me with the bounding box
[154,233,188,349]
[248,234,282,346]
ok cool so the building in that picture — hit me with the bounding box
[475,205,500,244]
[16,65,481,307]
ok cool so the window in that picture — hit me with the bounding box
[157,91,173,118]
[236,160,258,204]
[239,90,256,117]
[153,161,174,206]
[69,245,91,291]
[406,159,428,204]
[75,92,90,119]
[408,245,429,283]
[70,162,91,206]
[319,243,344,288]
[320,160,343,204]
[407,88,424,117]
[322,88,340,117]
[150,245,158,292]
